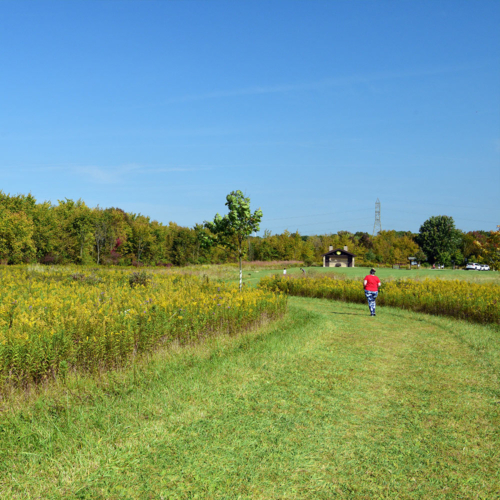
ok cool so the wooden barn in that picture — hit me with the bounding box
[323,246,356,268]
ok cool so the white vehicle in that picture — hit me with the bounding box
[480,264,490,271]
[465,262,480,270]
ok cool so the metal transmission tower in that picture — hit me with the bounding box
[372,198,382,236]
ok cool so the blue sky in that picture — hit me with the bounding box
[1,0,499,235]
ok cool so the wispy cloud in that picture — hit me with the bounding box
[72,164,212,184]
[72,166,118,184]
[0,163,212,185]
[161,63,481,105]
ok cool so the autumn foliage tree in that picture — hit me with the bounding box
[0,190,495,269]
[372,231,420,265]
[473,226,500,270]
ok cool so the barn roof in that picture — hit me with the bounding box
[322,248,356,257]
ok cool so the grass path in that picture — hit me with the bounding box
[1,299,499,498]
[236,266,500,287]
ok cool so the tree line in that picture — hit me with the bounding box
[0,191,498,269]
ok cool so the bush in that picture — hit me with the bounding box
[40,253,61,265]
[70,273,104,285]
[101,249,122,266]
[129,271,151,288]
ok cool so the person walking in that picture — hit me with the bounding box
[363,268,381,316]
[283,268,287,276]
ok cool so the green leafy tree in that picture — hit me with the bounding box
[372,230,419,265]
[0,191,57,263]
[53,199,90,263]
[0,208,36,264]
[103,208,133,263]
[252,230,280,261]
[300,239,315,266]
[171,226,198,266]
[130,214,154,263]
[69,200,94,262]
[93,207,115,265]
[414,249,427,264]
[364,249,377,263]
[451,249,464,267]
[416,215,461,266]
[204,190,263,290]
[31,201,58,262]
[149,221,172,264]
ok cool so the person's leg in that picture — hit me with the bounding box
[364,291,378,316]
[371,291,378,315]
[365,290,374,315]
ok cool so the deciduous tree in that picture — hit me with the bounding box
[204,191,262,290]
[416,216,461,266]
[474,226,500,270]
[130,214,153,263]
[0,209,36,264]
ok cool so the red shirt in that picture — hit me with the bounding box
[364,275,380,291]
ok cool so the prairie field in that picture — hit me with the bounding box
[0,266,286,387]
[0,264,499,498]
[240,265,500,287]
[259,272,500,325]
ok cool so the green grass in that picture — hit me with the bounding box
[238,265,500,288]
[1,298,499,498]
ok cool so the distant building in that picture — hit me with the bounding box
[322,246,356,268]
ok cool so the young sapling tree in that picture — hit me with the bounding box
[204,190,263,291]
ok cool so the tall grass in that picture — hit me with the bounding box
[259,274,500,325]
[1,298,499,498]
[0,267,287,387]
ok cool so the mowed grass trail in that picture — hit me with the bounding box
[238,266,500,287]
[1,298,499,499]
